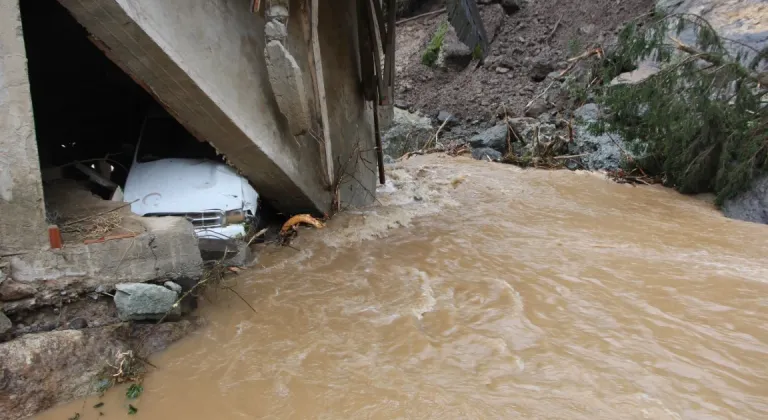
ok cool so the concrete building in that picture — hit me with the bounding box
[1,0,383,256]
[0,0,397,319]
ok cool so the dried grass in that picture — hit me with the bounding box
[62,212,123,240]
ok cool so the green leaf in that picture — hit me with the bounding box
[128,404,138,415]
[421,22,449,67]
[126,383,143,400]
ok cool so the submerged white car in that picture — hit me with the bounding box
[124,113,259,241]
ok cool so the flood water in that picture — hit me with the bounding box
[35,156,768,419]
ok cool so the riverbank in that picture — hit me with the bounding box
[0,214,265,420]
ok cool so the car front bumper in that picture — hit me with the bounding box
[194,224,247,240]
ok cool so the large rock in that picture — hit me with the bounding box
[500,0,521,15]
[609,62,661,86]
[471,147,502,161]
[524,98,551,118]
[0,321,200,420]
[469,124,509,153]
[0,280,36,301]
[530,58,555,82]
[382,108,434,158]
[0,311,11,335]
[722,175,768,225]
[437,26,474,71]
[114,283,179,321]
[436,110,459,127]
[656,0,768,66]
[570,103,626,170]
[264,40,311,136]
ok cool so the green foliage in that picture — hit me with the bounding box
[472,44,483,61]
[568,38,583,58]
[128,404,139,415]
[422,22,449,67]
[584,14,768,204]
[564,75,589,105]
[126,383,143,400]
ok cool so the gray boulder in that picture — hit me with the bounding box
[469,124,508,153]
[570,103,626,171]
[524,98,551,118]
[656,0,768,67]
[382,108,434,158]
[722,175,768,225]
[500,0,521,14]
[163,281,183,295]
[0,311,11,335]
[0,280,36,301]
[471,147,503,161]
[114,283,179,321]
[436,110,459,126]
[530,59,555,82]
[437,26,474,71]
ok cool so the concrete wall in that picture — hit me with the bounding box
[319,0,377,207]
[1,216,203,313]
[58,0,331,213]
[0,0,49,254]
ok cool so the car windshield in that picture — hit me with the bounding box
[136,117,219,162]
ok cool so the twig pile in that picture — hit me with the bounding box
[606,168,664,186]
[61,212,123,240]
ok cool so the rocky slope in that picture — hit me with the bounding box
[394,0,656,121]
[387,0,768,224]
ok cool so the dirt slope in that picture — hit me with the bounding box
[395,0,656,122]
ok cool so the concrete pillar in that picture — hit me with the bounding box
[0,0,49,254]
[318,0,377,208]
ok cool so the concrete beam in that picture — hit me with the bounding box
[0,0,49,254]
[57,0,331,214]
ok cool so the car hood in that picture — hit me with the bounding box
[124,158,248,215]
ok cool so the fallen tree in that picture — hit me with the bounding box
[580,13,768,204]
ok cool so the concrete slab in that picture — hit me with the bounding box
[2,216,203,313]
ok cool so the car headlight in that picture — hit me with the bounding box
[224,209,246,225]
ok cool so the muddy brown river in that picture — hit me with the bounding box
[34,156,768,419]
